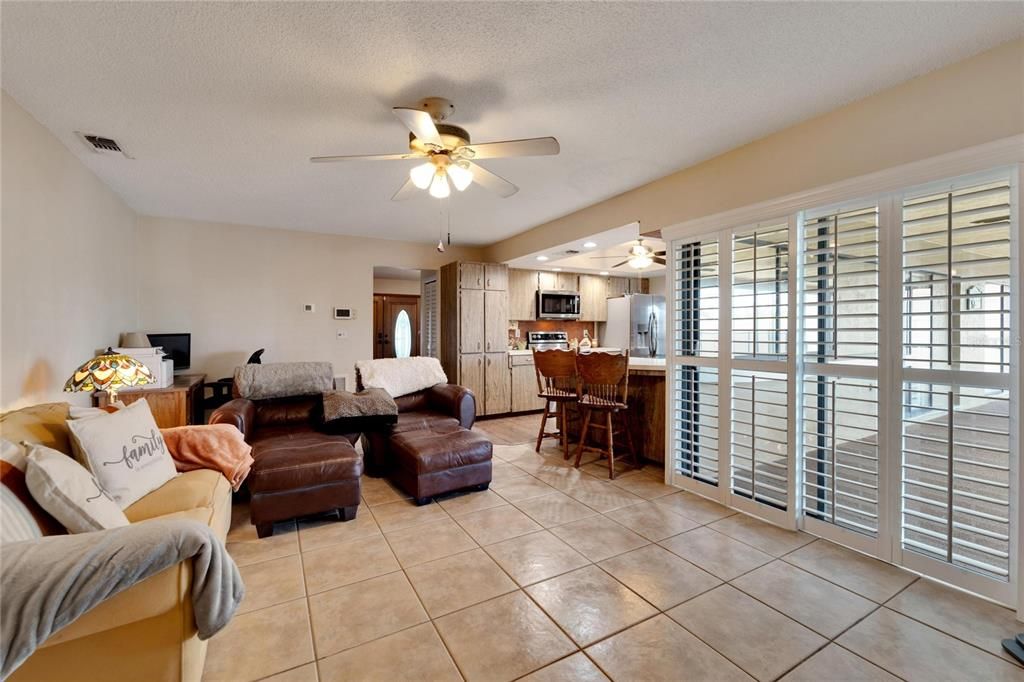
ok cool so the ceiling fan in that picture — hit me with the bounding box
[310,97,559,200]
[591,238,666,269]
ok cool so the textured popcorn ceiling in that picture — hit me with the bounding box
[2,2,1021,245]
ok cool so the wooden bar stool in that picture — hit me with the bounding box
[573,351,640,479]
[533,348,579,459]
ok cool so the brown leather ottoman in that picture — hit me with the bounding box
[391,426,492,505]
[247,426,363,537]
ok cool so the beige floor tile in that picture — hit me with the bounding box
[301,533,400,594]
[316,622,461,682]
[490,460,532,484]
[370,498,449,533]
[226,509,300,567]
[296,510,380,553]
[237,554,306,615]
[506,452,555,475]
[780,644,899,682]
[514,491,598,527]
[784,540,917,603]
[359,475,411,506]
[731,560,876,638]
[434,591,576,682]
[533,465,596,491]
[384,517,477,567]
[838,608,1024,682]
[887,578,1024,664]
[580,456,643,481]
[456,504,542,545]
[586,614,752,682]
[484,530,591,586]
[599,544,721,610]
[491,443,536,461]
[405,548,518,617]
[659,527,772,580]
[205,598,313,682]
[308,571,428,658]
[563,479,645,513]
[519,652,610,682]
[654,490,736,524]
[608,470,677,499]
[491,474,559,502]
[527,565,657,645]
[549,515,649,562]
[708,513,815,556]
[260,663,318,682]
[605,500,701,541]
[437,488,509,516]
[668,585,827,682]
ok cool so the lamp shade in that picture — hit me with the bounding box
[64,348,154,399]
[119,331,152,348]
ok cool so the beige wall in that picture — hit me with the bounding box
[373,278,421,296]
[136,217,482,389]
[1,91,139,409]
[486,39,1024,262]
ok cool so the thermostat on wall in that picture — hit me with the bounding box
[334,307,355,320]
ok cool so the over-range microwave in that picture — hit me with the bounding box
[536,290,581,320]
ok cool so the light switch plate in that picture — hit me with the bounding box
[303,303,316,313]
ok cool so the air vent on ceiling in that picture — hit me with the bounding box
[75,131,131,158]
[562,249,581,256]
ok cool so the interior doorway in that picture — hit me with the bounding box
[373,294,420,358]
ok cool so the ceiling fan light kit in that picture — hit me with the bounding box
[311,96,559,202]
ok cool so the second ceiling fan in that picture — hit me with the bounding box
[311,97,559,200]
[591,238,667,269]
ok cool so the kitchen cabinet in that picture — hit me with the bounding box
[459,354,485,404]
[579,274,608,322]
[484,264,508,291]
[459,263,485,290]
[484,289,508,353]
[510,354,545,412]
[485,352,511,415]
[538,271,578,292]
[508,269,537,320]
[607,276,649,298]
[459,288,485,353]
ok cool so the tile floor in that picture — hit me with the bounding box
[205,415,1024,682]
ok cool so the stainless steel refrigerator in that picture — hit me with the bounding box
[604,294,666,358]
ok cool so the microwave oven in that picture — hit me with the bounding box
[536,290,581,320]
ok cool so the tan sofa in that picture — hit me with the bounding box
[0,402,232,682]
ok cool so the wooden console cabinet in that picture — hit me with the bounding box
[96,374,206,428]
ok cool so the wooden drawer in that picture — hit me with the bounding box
[509,353,534,367]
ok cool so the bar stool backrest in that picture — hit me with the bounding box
[576,351,630,406]
[533,348,578,395]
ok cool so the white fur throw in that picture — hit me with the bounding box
[355,357,447,398]
[234,362,334,400]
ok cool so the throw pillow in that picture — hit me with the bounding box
[0,439,65,543]
[66,401,126,463]
[25,443,129,533]
[65,399,178,508]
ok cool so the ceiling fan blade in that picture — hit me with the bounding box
[393,107,442,147]
[612,260,629,269]
[457,137,560,160]
[590,255,626,259]
[653,257,667,265]
[310,152,425,163]
[654,250,667,256]
[465,162,518,198]
[391,177,419,202]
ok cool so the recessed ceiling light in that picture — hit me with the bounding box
[552,267,563,271]
[583,241,597,248]
[536,255,549,262]
[599,271,609,276]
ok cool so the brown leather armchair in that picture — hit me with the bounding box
[211,395,362,537]
[360,383,476,476]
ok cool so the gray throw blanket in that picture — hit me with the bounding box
[322,388,398,421]
[235,361,333,400]
[1,518,244,679]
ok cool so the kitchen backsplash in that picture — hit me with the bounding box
[509,320,597,349]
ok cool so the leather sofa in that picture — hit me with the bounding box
[211,394,361,538]
[359,382,476,476]
[1,402,231,682]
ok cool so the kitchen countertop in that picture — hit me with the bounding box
[507,347,665,372]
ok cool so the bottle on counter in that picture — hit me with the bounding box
[579,329,592,351]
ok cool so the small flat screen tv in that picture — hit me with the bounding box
[147,333,191,371]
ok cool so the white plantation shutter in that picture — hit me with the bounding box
[732,223,789,360]
[731,370,789,509]
[424,280,438,358]
[900,178,1013,585]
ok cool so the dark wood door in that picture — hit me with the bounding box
[373,294,420,359]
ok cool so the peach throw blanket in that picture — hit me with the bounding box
[160,424,254,491]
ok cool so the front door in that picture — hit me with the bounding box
[373,294,420,359]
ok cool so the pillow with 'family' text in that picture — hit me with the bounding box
[65,399,178,508]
